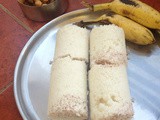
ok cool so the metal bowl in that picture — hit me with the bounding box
[17,0,68,21]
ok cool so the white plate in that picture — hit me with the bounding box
[14,9,160,120]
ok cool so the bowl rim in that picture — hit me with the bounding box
[17,0,56,8]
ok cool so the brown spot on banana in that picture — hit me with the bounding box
[105,11,115,17]
[155,20,160,24]
[120,0,138,7]
[122,10,134,16]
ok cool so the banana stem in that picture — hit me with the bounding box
[81,0,112,11]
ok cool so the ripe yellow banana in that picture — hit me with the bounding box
[78,12,155,45]
[99,14,155,45]
[83,0,160,29]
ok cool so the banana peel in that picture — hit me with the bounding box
[82,0,160,29]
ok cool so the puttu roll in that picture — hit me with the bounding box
[48,57,88,120]
[89,25,133,120]
[54,24,89,63]
[90,24,127,67]
[48,25,89,120]
[89,64,133,120]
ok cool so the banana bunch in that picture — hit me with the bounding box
[81,0,160,45]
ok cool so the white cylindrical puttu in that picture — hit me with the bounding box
[89,64,133,120]
[54,24,89,63]
[90,24,127,67]
[89,25,133,120]
[48,25,89,120]
[48,56,88,120]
